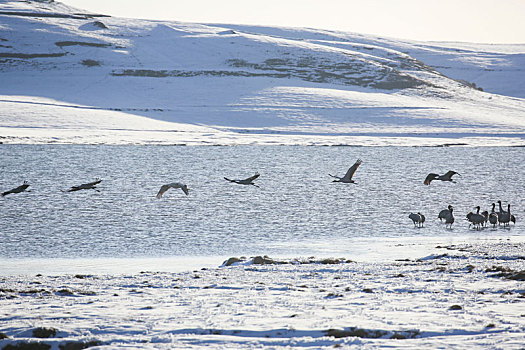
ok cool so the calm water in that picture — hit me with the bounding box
[0,145,523,262]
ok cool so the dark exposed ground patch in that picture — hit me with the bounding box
[58,340,103,350]
[55,41,110,48]
[222,256,353,266]
[325,327,419,339]
[2,343,51,350]
[0,53,67,58]
[32,327,57,338]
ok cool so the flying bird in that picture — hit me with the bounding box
[329,159,362,183]
[424,171,460,185]
[1,181,30,196]
[65,178,102,192]
[156,182,189,199]
[224,173,260,187]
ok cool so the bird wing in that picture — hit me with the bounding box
[342,159,362,181]
[156,184,170,199]
[443,170,459,179]
[424,173,438,185]
[243,173,260,182]
[86,179,102,187]
[181,185,189,195]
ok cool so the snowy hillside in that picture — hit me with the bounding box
[1,0,524,145]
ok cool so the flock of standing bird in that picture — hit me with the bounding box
[1,158,518,230]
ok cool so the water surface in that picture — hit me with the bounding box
[1,145,523,271]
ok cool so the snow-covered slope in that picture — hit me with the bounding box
[1,0,524,145]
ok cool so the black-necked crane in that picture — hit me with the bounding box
[156,182,189,199]
[418,212,426,227]
[329,159,362,183]
[65,178,102,192]
[445,207,455,229]
[438,205,453,222]
[489,203,498,228]
[466,206,485,230]
[1,181,30,197]
[497,200,516,226]
[481,210,489,227]
[424,171,460,185]
[499,204,512,227]
[224,173,260,187]
[409,213,423,227]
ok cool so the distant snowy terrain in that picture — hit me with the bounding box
[0,0,524,145]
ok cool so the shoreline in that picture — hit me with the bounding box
[2,235,524,276]
[1,239,524,349]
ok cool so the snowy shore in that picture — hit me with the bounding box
[1,1,525,147]
[1,238,525,349]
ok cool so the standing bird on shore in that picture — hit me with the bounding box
[438,205,453,222]
[1,181,30,196]
[65,178,102,192]
[424,171,460,185]
[489,203,498,228]
[409,213,423,227]
[156,182,189,199]
[445,207,455,229]
[497,200,516,226]
[224,173,260,187]
[499,204,512,227]
[418,212,426,227]
[466,206,485,230]
[329,159,362,183]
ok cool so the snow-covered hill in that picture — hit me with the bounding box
[1,0,524,145]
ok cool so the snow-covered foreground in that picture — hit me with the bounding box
[1,239,525,349]
[1,1,525,146]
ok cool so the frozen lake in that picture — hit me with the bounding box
[1,145,523,273]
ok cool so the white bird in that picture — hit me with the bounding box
[329,159,362,183]
[438,205,453,222]
[424,171,460,185]
[156,182,189,199]
[224,173,260,187]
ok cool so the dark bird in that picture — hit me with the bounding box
[497,200,516,226]
[438,205,453,222]
[65,179,102,192]
[424,171,460,185]
[499,203,512,227]
[224,173,260,187]
[466,206,485,230]
[409,212,423,227]
[1,181,30,196]
[418,212,426,227]
[445,207,455,229]
[156,182,189,199]
[489,203,498,228]
[329,159,362,183]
